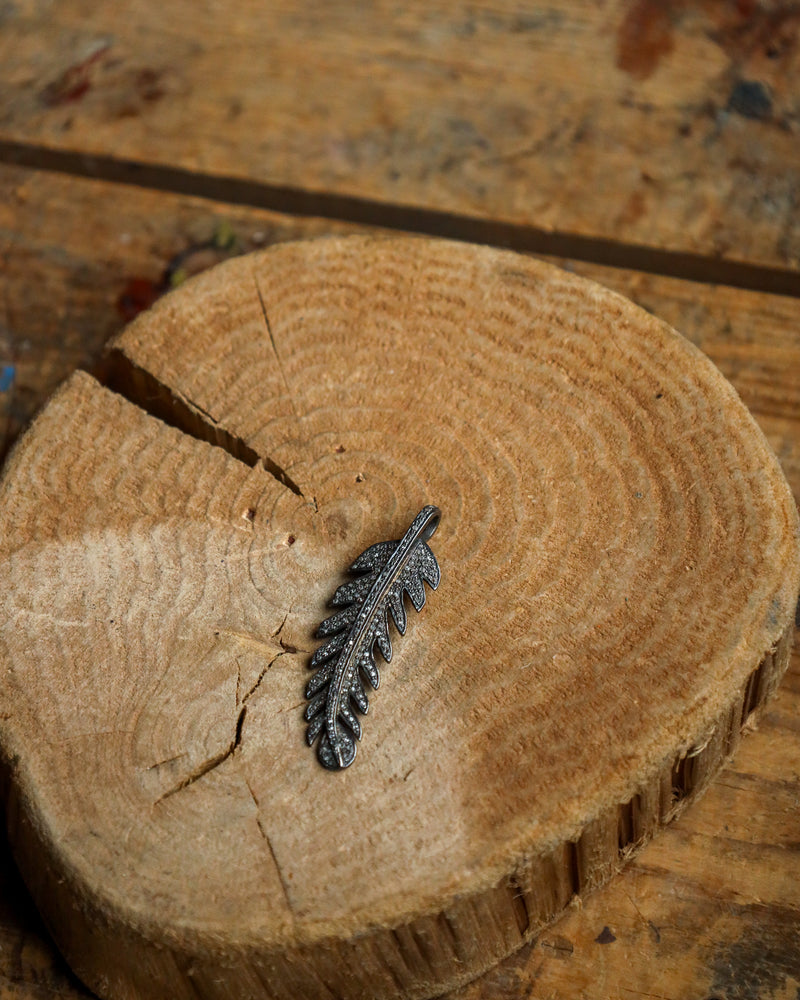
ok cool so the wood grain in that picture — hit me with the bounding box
[1,0,799,990]
[0,237,797,999]
[2,167,799,999]
[4,163,800,476]
[0,164,353,463]
[451,643,800,1000]
[2,649,799,1000]
[1,1,799,270]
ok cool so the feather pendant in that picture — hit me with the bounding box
[305,505,441,770]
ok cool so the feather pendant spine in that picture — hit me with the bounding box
[305,504,441,770]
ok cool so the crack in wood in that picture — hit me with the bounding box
[218,629,285,656]
[147,751,188,772]
[261,827,294,915]
[539,934,574,958]
[244,777,294,915]
[97,351,304,500]
[436,910,462,961]
[154,708,244,804]
[389,928,424,974]
[249,279,306,496]
[253,272,301,425]
[568,840,582,898]
[507,875,531,938]
[242,650,287,706]
[3,138,800,297]
[154,642,286,803]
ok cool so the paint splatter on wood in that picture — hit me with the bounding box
[41,45,111,107]
[616,0,675,80]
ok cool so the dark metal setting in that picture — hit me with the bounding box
[304,505,441,770]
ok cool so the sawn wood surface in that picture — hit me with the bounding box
[0,0,799,996]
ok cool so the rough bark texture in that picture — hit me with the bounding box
[0,237,797,999]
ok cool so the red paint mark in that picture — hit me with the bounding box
[135,68,166,103]
[618,189,647,228]
[116,277,162,322]
[616,0,675,80]
[41,45,110,107]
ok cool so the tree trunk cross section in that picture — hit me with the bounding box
[0,237,797,999]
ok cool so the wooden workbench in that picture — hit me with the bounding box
[0,2,798,996]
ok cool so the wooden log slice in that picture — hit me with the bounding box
[0,237,797,1000]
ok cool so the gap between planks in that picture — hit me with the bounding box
[1,139,799,299]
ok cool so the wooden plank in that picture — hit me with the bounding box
[5,166,800,492]
[1,655,797,1000]
[2,654,798,1000]
[0,844,87,999]
[8,237,796,998]
[558,261,800,505]
[1,165,799,998]
[1,1,799,273]
[0,164,354,461]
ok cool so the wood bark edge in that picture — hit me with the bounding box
[2,621,792,1000]
[2,235,799,1000]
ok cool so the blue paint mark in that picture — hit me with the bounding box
[0,365,15,393]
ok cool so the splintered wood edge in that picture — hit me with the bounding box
[3,614,794,1000]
